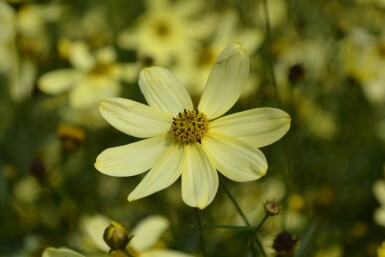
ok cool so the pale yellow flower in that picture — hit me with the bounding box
[273,38,338,139]
[95,43,291,209]
[342,28,385,105]
[0,1,62,102]
[117,0,214,66]
[173,9,264,97]
[38,40,122,109]
[45,214,193,257]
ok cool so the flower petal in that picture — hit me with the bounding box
[130,215,169,253]
[373,180,385,206]
[80,214,110,252]
[210,108,291,148]
[181,143,218,209]
[141,249,194,257]
[198,43,249,119]
[128,143,183,201]
[139,66,193,115]
[99,97,172,138]
[38,69,79,95]
[201,132,267,182]
[374,207,385,227]
[95,134,171,177]
[69,77,121,109]
[42,248,85,257]
[69,41,95,71]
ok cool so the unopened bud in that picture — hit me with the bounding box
[103,221,131,251]
[263,200,281,216]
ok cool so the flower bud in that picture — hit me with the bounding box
[103,221,131,251]
[263,200,281,216]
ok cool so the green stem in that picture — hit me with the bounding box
[262,0,294,233]
[262,0,282,109]
[255,214,270,232]
[220,178,267,257]
[203,224,257,231]
[219,178,250,226]
[243,215,270,257]
[194,208,208,257]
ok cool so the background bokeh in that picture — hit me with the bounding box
[1,0,385,256]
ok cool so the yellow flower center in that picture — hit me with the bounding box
[154,20,171,37]
[170,109,209,144]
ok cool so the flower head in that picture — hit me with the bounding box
[43,214,192,257]
[118,0,214,67]
[103,221,131,251]
[95,42,291,209]
[38,40,122,109]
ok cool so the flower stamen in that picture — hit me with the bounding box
[170,109,209,144]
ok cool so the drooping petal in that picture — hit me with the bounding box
[139,67,193,115]
[130,215,169,253]
[181,143,218,209]
[42,248,85,257]
[38,69,80,95]
[141,249,194,257]
[99,98,172,138]
[128,143,184,201]
[201,132,267,182]
[198,43,249,119]
[210,108,291,148]
[95,135,171,177]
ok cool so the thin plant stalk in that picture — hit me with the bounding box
[220,178,267,257]
[194,208,208,257]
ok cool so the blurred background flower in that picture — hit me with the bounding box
[0,0,385,256]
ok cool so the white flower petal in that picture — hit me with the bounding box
[42,248,85,257]
[198,43,249,119]
[95,135,171,177]
[374,207,385,227]
[210,108,291,148]
[373,180,385,206]
[81,214,110,252]
[38,69,79,95]
[130,215,169,253]
[139,67,193,115]
[202,132,267,182]
[141,249,194,257]
[99,98,172,138]
[128,143,184,201]
[181,143,218,209]
[69,41,95,71]
[69,77,121,109]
